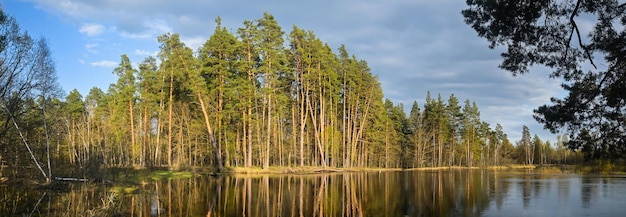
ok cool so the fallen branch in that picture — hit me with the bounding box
[54,177,88,182]
[2,103,49,182]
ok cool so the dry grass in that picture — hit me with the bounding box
[404,165,538,171]
[575,161,626,175]
[225,165,546,174]
[536,166,565,174]
[405,166,478,171]
[506,164,537,169]
[224,166,403,175]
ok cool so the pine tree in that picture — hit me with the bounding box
[65,89,86,165]
[158,33,224,170]
[236,19,261,168]
[446,94,463,166]
[521,126,532,165]
[494,123,505,165]
[407,101,424,167]
[255,12,289,169]
[137,56,160,166]
[461,99,480,167]
[112,54,138,165]
[199,17,242,168]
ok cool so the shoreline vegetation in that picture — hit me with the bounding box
[2,163,626,192]
[223,165,535,174]
[215,161,626,175]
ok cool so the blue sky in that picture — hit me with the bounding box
[2,0,564,142]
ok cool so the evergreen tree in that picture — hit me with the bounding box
[112,54,138,165]
[407,101,424,167]
[462,99,480,167]
[198,17,243,168]
[236,19,261,168]
[494,123,505,165]
[84,87,108,167]
[532,135,543,165]
[137,56,160,166]
[383,100,407,167]
[64,89,86,165]
[521,126,532,165]
[446,94,463,166]
[255,12,289,169]
[158,33,224,170]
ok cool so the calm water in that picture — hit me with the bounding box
[2,170,626,216]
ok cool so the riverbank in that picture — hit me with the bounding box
[220,163,626,175]
[3,162,626,186]
[404,164,537,171]
[222,166,403,175]
[221,165,539,175]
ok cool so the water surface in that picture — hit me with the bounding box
[2,170,626,216]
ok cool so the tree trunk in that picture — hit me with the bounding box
[167,70,174,168]
[2,104,49,182]
[129,97,136,165]
[197,92,224,172]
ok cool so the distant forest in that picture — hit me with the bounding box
[0,12,579,176]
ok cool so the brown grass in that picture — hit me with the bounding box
[224,166,403,175]
[575,161,626,175]
[536,166,565,174]
[505,164,537,169]
[225,165,543,174]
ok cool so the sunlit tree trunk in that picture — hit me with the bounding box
[167,70,174,167]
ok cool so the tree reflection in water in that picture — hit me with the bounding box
[134,171,499,216]
[2,170,626,216]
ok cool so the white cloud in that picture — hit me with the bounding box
[119,19,172,39]
[150,19,172,35]
[85,43,98,49]
[90,60,117,68]
[120,32,152,39]
[79,23,105,36]
[135,49,157,57]
[181,36,205,50]
[85,43,99,53]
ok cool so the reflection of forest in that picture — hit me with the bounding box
[114,170,512,216]
[2,170,626,216]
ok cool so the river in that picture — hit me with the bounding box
[2,169,626,216]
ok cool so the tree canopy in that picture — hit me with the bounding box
[462,0,626,160]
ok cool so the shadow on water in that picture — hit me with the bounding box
[2,170,626,216]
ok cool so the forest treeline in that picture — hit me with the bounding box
[0,12,579,175]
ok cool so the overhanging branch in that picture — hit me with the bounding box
[569,0,598,69]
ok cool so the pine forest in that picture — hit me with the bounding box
[0,13,576,177]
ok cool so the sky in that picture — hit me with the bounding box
[2,0,564,143]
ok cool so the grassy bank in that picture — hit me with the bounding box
[222,163,626,175]
[78,162,626,183]
[404,164,537,171]
[222,164,540,174]
[5,161,626,186]
[573,161,626,175]
[223,166,403,175]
